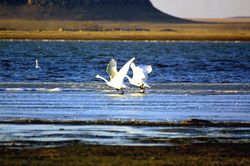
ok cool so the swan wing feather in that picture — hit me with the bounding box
[132,64,152,82]
[132,66,146,81]
[111,57,135,86]
[106,58,118,80]
[138,65,152,74]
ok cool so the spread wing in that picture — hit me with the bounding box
[111,57,135,85]
[138,65,152,74]
[106,58,118,80]
[118,57,135,78]
[132,64,152,82]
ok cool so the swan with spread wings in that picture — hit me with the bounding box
[126,62,152,93]
[95,57,135,94]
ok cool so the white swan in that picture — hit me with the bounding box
[35,59,40,69]
[126,62,152,93]
[95,57,135,94]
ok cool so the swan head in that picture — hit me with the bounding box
[95,74,101,79]
[95,74,108,83]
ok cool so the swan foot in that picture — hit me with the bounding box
[116,89,124,95]
[139,90,145,93]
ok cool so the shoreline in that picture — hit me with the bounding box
[1,119,250,127]
[1,30,250,41]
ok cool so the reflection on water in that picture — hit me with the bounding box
[107,93,127,98]
[106,92,146,99]
[129,93,146,97]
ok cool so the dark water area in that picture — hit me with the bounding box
[0,40,250,83]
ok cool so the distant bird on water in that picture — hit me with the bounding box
[95,57,135,94]
[126,62,152,93]
[35,59,41,69]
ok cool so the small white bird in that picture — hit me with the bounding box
[95,57,135,94]
[126,62,152,93]
[35,59,41,69]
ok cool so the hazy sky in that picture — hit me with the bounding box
[150,0,250,18]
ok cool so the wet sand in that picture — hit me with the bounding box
[1,143,250,166]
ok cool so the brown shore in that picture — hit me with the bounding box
[1,143,250,166]
[0,20,250,41]
[1,30,250,41]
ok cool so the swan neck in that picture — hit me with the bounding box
[125,75,132,82]
[96,75,108,84]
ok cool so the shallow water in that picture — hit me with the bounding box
[1,124,250,147]
[0,124,250,148]
[0,83,249,123]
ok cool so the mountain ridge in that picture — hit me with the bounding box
[0,0,190,22]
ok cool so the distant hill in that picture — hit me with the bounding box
[0,0,190,22]
[230,16,250,19]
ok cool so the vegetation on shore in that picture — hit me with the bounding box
[1,143,250,166]
[1,30,250,41]
[0,20,250,41]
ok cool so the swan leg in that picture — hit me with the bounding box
[139,85,145,93]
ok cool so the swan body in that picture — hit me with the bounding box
[95,57,135,93]
[35,59,40,69]
[126,62,152,93]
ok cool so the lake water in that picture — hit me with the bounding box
[1,40,250,83]
[0,40,250,147]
